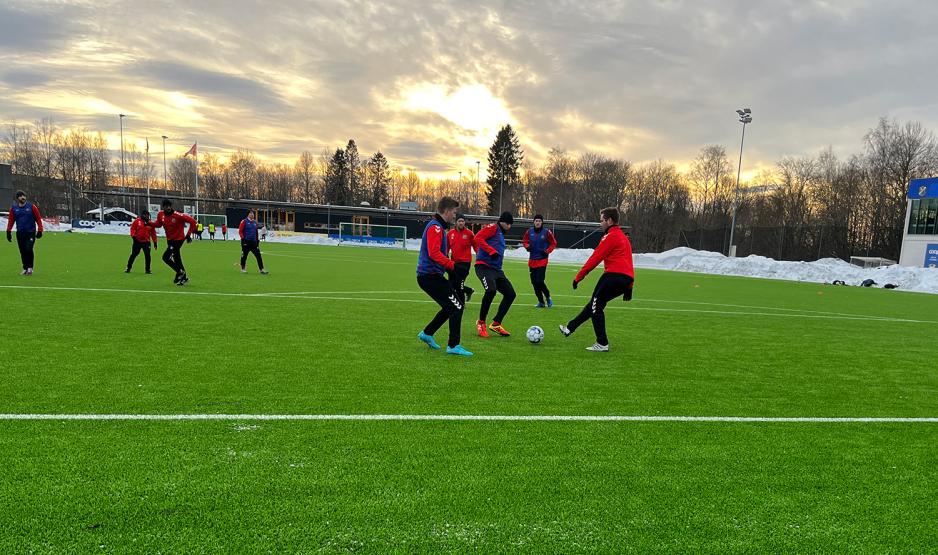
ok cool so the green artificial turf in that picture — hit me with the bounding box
[1,232,936,552]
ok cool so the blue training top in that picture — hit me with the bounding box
[10,202,38,233]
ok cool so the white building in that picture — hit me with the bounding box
[899,177,938,267]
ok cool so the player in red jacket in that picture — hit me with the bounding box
[125,211,158,274]
[149,199,197,285]
[447,214,475,305]
[521,214,557,308]
[559,207,634,352]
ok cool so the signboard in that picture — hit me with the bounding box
[71,219,132,229]
[925,243,938,268]
[908,177,938,199]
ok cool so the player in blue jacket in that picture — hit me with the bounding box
[416,197,472,356]
[5,190,44,275]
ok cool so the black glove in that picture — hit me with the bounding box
[623,283,633,302]
[6,231,11,242]
[35,231,42,239]
[489,251,500,260]
[186,235,193,244]
[153,243,158,251]
[572,279,578,290]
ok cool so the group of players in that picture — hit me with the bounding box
[416,196,635,357]
[123,199,269,283]
[7,190,635,356]
[4,192,268,283]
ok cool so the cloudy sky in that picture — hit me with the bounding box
[2,0,937,179]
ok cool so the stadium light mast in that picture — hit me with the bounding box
[119,114,126,191]
[161,136,168,193]
[728,108,752,257]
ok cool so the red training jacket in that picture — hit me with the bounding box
[130,217,158,244]
[152,210,196,241]
[447,227,475,263]
[522,228,557,268]
[575,225,634,282]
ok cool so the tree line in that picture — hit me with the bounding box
[3,117,934,260]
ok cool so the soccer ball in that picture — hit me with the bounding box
[526,325,545,344]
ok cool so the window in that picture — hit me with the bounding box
[909,199,920,233]
[909,198,938,235]
[923,198,938,235]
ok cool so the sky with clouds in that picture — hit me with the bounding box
[1,0,937,179]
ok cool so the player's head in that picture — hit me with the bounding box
[533,214,543,230]
[247,209,255,220]
[455,214,466,230]
[600,207,619,230]
[161,199,174,214]
[437,197,459,223]
[140,210,150,222]
[498,211,513,231]
[14,190,26,205]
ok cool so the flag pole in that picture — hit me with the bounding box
[145,137,150,211]
[194,140,199,220]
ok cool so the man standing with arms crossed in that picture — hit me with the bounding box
[126,210,158,274]
[150,199,197,285]
[473,211,516,337]
[5,190,43,275]
[447,214,475,306]
[559,207,634,352]
[522,214,557,308]
[416,197,472,357]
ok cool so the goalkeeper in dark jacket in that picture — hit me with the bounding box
[559,207,634,352]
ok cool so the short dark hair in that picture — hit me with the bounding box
[601,207,619,224]
[161,199,173,208]
[15,190,25,199]
[437,197,459,212]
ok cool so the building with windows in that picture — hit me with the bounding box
[900,177,938,267]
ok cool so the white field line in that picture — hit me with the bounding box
[1,285,932,324]
[0,413,935,423]
[262,290,907,321]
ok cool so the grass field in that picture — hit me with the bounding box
[1,232,936,552]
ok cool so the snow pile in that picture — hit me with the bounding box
[637,247,938,295]
[0,216,72,233]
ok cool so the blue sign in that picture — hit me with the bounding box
[925,243,938,268]
[908,177,938,199]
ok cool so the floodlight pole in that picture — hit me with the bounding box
[161,136,168,203]
[728,109,752,257]
[119,114,126,191]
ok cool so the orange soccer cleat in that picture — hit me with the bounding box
[489,322,511,336]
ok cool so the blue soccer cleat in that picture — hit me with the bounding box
[547,298,553,308]
[535,302,546,308]
[418,331,441,350]
[446,345,473,356]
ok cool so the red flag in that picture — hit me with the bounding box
[184,143,197,157]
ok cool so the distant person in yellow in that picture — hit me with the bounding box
[196,222,204,240]
[208,222,216,242]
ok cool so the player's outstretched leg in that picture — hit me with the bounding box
[489,272,515,336]
[475,265,498,337]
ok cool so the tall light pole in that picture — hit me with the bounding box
[118,114,126,191]
[161,136,168,199]
[728,108,752,257]
[476,160,481,212]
